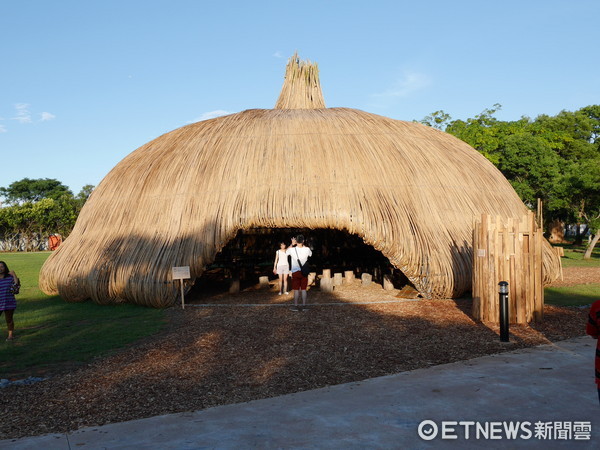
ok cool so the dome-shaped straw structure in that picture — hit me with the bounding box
[40,55,560,307]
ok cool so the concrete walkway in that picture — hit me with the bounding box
[1,336,599,449]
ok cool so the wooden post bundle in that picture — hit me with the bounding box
[333,273,343,286]
[383,275,394,291]
[361,273,372,286]
[259,276,270,289]
[344,271,355,284]
[320,276,334,292]
[472,212,550,324]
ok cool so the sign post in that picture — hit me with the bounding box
[172,266,191,309]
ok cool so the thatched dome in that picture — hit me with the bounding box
[40,55,560,307]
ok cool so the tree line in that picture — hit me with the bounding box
[420,104,600,258]
[0,178,93,251]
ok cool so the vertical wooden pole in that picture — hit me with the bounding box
[344,270,355,284]
[383,274,394,291]
[472,221,480,321]
[516,216,523,322]
[484,216,491,322]
[492,216,501,322]
[506,219,515,323]
[180,279,185,309]
[333,273,343,286]
[534,219,544,322]
[320,276,334,292]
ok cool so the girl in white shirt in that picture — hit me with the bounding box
[273,242,290,295]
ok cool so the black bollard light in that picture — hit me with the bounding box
[498,281,509,342]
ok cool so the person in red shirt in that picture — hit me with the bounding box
[586,299,600,405]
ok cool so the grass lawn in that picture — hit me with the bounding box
[555,242,600,268]
[544,242,600,307]
[0,252,166,379]
[545,284,600,306]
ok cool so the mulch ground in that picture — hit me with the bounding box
[548,266,600,287]
[0,274,596,440]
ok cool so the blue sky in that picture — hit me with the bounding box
[1,0,599,194]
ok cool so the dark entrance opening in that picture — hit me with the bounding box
[190,228,414,298]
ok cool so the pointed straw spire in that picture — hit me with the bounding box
[274,53,326,109]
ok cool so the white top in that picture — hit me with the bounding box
[275,249,289,268]
[286,245,312,273]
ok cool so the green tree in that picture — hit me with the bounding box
[0,179,94,251]
[0,177,73,205]
[580,105,600,143]
[0,202,43,251]
[0,197,80,251]
[531,108,600,244]
[496,133,561,207]
[444,104,514,164]
[561,159,600,258]
[75,184,95,209]
[533,109,598,161]
[420,104,600,248]
[418,110,452,130]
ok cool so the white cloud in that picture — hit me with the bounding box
[273,51,284,58]
[2,104,56,131]
[40,112,56,121]
[11,103,32,123]
[372,71,431,100]
[187,110,232,123]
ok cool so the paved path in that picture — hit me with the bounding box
[1,336,599,449]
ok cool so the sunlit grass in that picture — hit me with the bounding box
[0,252,165,379]
[556,243,600,268]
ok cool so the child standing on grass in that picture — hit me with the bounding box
[586,299,600,405]
[0,261,19,341]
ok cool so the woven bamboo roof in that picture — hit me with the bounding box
[39,55,560,307]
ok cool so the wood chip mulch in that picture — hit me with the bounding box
[548,266,600,287]
[0,279,594,440]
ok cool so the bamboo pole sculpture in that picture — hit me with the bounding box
[39,54,561,307]
[472,213,552,323]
